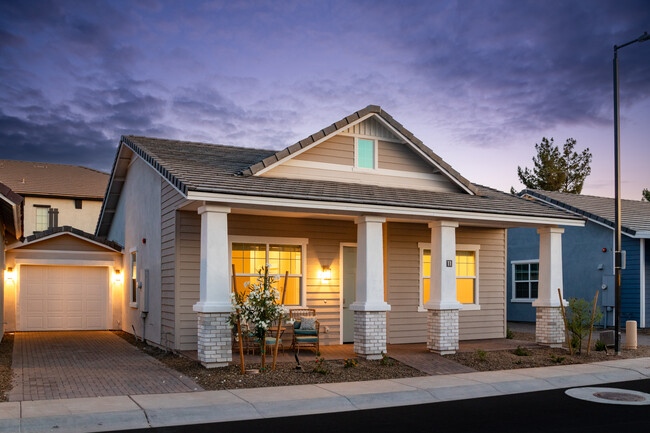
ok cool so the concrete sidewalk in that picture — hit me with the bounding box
[1,357,649,433]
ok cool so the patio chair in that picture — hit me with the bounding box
[290,308,320,354]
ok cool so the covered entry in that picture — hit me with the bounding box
[19,265,108,331]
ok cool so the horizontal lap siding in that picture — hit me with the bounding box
[387,223,506,344]
[160,180,187,349]
[294,135,353,165]
[378,140,434,174]
[177,211,202,350]
[621,236,640,323]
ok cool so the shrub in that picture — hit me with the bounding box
[380,352,393,366]
[566,297,603,354]
[595,340,607,352]
[313,357,328,374]
[506,328,515,339]
[343,358,358,368]
[513,345,531,356]
[476,349,487,361]
[550,354,565,364]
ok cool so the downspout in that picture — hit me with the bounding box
[141,269,150,341]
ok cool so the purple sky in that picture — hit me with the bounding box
[1,1,649,199]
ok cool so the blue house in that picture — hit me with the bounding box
[508,190,650,328]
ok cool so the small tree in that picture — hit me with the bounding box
[643,188,650,201]
[565,297,602,354]
[516,137,592,194]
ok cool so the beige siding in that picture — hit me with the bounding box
[378,140,434,174]
[294,135,353,165]
[175,213,356,350]
[387,223,506,343]
[160,180,186,349]
[343,116,396,140]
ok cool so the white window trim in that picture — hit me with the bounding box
[418,242,481,312]
[354,137,378,170]
[511,259,539,303]
[129,247,138,308]
[229,235,308,308]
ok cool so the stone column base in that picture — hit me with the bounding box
[197,312,232,368]
[354,311,387,360]
[535,306,565,347]
[427,309,459,355]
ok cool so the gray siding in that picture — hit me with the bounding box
[176,210,202,350]
[378,140,434,173]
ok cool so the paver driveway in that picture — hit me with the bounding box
[9,331,202,401]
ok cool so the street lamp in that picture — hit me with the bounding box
[613,31,649,355]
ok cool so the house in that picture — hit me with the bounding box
[507,189,650,328]
[1,182,23,339]
[0,159,109,236]
[96,105,584,367]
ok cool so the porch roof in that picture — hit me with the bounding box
[116,135,581,220]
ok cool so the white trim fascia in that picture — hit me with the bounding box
[371,115,475,195]
[14,258,115,266]
[254,113,376,176]
[187,191,586,227]
[511,259,540,264]
[339,242,357,344]
[640,238,645,328]
[282,159,442,181]
[0,193,22,238]
[10,249,118,256]
[632,231,650,239]
[7,232,122,252]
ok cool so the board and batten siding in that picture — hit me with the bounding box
[387,223,507,343]
[621,236,640,323]
[174,213,357,350]
[160,180,187,349]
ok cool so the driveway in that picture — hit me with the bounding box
[9,331,202,401]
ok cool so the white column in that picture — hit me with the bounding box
[533,227,566,347]
[350,216,390,359]
[425,221,461,354]
[193,205,232,313]
[193,204,232,368]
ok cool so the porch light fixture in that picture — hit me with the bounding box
[319,267,331,283]
[613,30,648,355]
[4,267,16,282]
[113,269,123,284]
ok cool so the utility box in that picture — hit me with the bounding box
[599,330,615,346]
[601,275,615,307]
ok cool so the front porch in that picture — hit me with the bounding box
[184,204,576,368]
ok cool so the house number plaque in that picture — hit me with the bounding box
[446,260,453,267]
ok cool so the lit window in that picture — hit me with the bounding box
[421,248,479,305]
[231,243,303,306]
[357,138,375,169]
[131,251,137,304]
[512,261,538,301]
[35,206,49,231]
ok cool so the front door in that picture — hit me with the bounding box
[342,245,357,343]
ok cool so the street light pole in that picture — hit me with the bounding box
[613,31,649,355]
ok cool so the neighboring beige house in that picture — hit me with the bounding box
[1,182,23,340]
[97,105,585,367]
[0,160,108,236]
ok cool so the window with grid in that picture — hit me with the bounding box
[512,262,538,301]
[231,243,303,306]
[421,248,478,305]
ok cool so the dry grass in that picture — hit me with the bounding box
[0,334,14,402]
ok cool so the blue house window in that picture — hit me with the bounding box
[356,138,375,169]
[512,261,538,301]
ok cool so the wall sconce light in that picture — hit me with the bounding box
[112,269,123,284]
[318,267,331,283]
[4,267,16,282]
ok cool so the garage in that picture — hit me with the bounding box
[19,265,108,331]
[4,227,123,332]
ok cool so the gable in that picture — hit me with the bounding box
[13,233,115,253]
[261,115,466,193]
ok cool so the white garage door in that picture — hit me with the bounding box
[19,265,108,331]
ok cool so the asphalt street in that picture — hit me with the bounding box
[122,379,650,433]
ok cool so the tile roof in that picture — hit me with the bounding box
[23,226,122,251]
[241,105,477,194]
[0,159,109,199]
[521,189,650,236]
[119,135,580,221]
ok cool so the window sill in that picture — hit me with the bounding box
[511,298,536,303]
[129,302,138,309]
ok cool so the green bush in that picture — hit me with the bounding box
[506,328,514,339]
[313,357,328,374]
[380,352,394,366]
[513,345,531,356]
[550,354,565,364]
[566,297,603,354]
[476,349,487,361]
[595,340,607,352]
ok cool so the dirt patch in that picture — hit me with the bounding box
[0,334,14,402]
[446,344,650,371]
[114,331,426,390]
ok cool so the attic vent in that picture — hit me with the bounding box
[34,164,47,168]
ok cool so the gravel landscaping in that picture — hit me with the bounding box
[0,334,14,402]
[114,331,426,390]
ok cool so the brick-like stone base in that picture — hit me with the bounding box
[354,311,386,360]
[197,312,232,368]
[535,306,565,347]
[426,309,459,354]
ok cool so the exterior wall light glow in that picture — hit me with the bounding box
[4,267,16,282]
[112,269,123,284]
[318,267,331,283]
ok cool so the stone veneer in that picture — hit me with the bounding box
[535,306,565,347]
[354,311,386,360]
[197,312,232,368]
[426,309,459,354]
